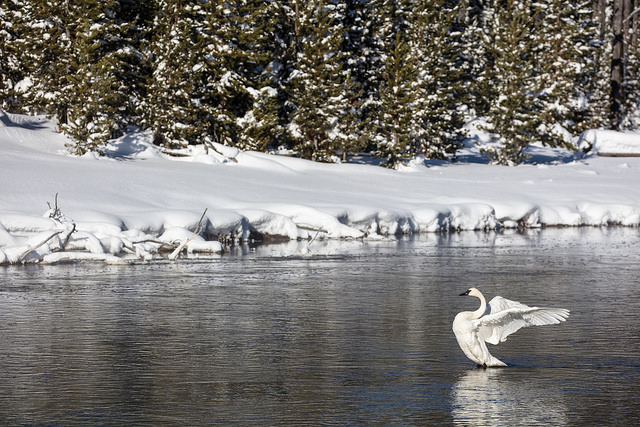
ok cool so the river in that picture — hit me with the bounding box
[1,227,639,425]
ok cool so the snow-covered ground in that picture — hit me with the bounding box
[1,110,639,264]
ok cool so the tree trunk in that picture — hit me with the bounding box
[628,0,640,50]
[632,0,638,48]
[611,0,625,130]
[598,0,607,40]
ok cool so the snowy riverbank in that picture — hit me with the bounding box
[1,111,639,264]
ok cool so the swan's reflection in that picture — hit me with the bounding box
[452,368,568,425]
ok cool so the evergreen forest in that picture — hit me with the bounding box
[2,0,639,166]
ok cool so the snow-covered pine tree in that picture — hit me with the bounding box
[376,30,417,167]
[547,0,609,132]
[331,67,368,162]
[340,0,388,153]
[585,0,640,130]
[3,0,75,121]
[144,0,212,148]
[342,0,387,98]
[240,84,283,152]
[372,0,415,167]
[287,0,351,162]
[0,1,26,112]
[619,0,640,127]
[198,0,258,148]
[475,0,544,164]
[457,0,491,117]
[528,0,593,148]
[317,0,370,162]
[144,0,259,149]
[2,0,149,154]
[203,0,274,151]
[409,0,465,160]
[469,0,572,164]
[111,1,153,131]
[62,0,150,155]
[610,0,625,129]
[63,58,121,155]
[234,0,285,152]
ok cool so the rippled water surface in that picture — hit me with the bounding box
[1,228,639,425]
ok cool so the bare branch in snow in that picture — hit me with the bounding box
[47,193,62,220]
[19,230,64,262]
[169,209,208,260]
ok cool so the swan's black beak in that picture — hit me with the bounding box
[459,289,471,296]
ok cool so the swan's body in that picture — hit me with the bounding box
[453,288,569,367]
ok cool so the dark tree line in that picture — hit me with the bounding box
[1,0,639,165]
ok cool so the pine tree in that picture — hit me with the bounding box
[247,0,300,153]
[239,85,283,152]
[610,0,625,128]
[144,0,259,149]
[535,0,604,135]
[287,0,350,162]
[62,0,150,154]
[3,0,149,154]
[111,0,154,130]
[144,0,210,148]
[465,0,578,164]
[371,0,416,167]
[475,0,544,164]
[376,30,417,167]
[0,1,26,111]
[4,0,75,121]
[234,0,285,152]
[527,1,576,142]
[342,0,387,100]
[619,0,640,127]
[409,0,466,160]
[559,0,609,132]
[458,0,492,117]
[200,0,255,148]
[372,0,465,167]
[8,0,640,161]
[331,68,367,162]
[340,0,388,153]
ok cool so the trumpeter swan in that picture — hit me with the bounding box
[452,287,569,367]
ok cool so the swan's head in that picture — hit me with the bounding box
[459,287,482,298]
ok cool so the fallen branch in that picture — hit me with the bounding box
[19,230,64,262]
[309,229,321,246]
[204,141,238,163]
[59,223,76,249]
[169,209,208,260]
[297,225,329,234]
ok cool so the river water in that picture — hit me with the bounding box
[1,228,639,425]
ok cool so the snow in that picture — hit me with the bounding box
[578,129,640,156]
[1,110,640,265]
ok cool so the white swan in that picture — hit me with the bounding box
[453,287,570,367]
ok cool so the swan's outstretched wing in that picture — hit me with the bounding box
[476,296,570,345]
[485,296,530,314]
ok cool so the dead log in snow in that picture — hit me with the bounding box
[204,141,238,163]
[19,230,64,262]
[18,223,77,263]
[169,209,208,260]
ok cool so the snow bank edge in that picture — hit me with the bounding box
[1,201,638,265]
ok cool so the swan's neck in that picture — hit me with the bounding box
[471,293,486,319]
